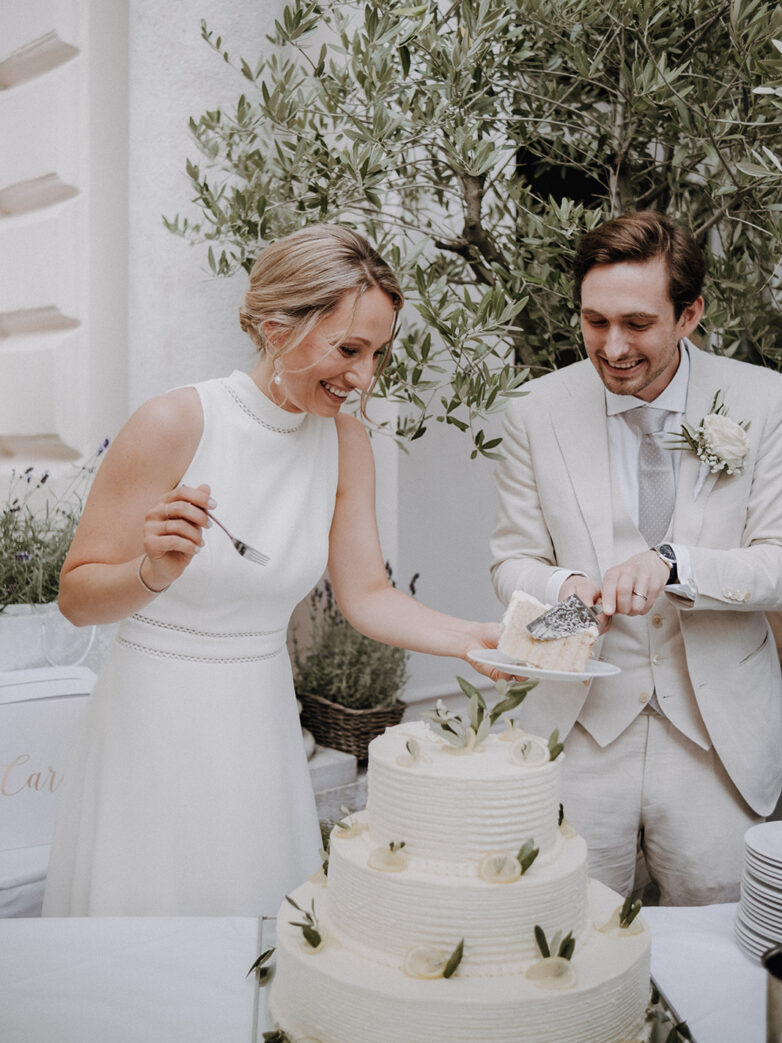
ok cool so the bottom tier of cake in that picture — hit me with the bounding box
[268,877,651,1043]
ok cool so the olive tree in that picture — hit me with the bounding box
[168,0,782,456]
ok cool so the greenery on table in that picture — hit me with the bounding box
[292,571,411,710]
[0,441,107,611]
[170,0,782,457]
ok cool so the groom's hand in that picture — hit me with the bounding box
[559,575,611,635]
[600,551,670,617]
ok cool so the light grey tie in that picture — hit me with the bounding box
[625,406,675,545]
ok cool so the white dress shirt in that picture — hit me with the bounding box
[547,341,696,604]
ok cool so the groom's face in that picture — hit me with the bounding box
[580,257,703,402]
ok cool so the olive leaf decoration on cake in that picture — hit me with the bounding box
[403,938,465,979]
[368,840,409,872]
[422,676,537,751]
[534,926,576,961]
[619,895,642,929]
[596,894,644,935]
[527,926,578,990]
[333,804,364,839]
[247,947,275,984]
[262,1031,291,1042]
[286,895,323,950]
[479,838,539,883]
[548,729,564,761]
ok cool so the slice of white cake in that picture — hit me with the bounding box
[499,590,597,672]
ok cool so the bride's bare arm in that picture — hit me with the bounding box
[327,415,499,669]
[58,388,209,626]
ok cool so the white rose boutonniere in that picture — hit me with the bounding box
[669,390,750,476]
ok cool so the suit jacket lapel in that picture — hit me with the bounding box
[550,363,615,574]
[671,346,720,544]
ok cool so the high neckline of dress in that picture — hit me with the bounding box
[225,370,308,433]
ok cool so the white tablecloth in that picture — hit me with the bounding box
[645,903,766,1042]
[0,916,263,1043]
[0,904,768,1042]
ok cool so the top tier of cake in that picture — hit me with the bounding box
[367,720,560,864]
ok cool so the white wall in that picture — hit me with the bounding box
[126,0,283,410]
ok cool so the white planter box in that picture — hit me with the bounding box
[0,665,94,852]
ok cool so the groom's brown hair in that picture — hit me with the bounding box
[573,211,705,319]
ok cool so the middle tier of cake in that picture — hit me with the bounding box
[326,813,588,973]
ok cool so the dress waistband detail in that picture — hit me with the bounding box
[118,613,288,663]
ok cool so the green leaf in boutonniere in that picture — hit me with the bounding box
[667,389,750,476]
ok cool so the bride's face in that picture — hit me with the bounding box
[270,287,396,416]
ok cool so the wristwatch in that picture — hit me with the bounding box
[651,543,678,585]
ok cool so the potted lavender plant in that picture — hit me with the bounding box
[292,571,413,762]
[0,441,110,670]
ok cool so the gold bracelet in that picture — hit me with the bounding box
[137,554,171,595]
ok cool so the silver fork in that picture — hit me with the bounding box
[206,511,270,566]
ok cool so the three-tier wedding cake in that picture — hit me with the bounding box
[269,712,650,1043]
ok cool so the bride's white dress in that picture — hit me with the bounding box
[43,371,335,916]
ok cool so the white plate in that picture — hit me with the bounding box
[466,649,620,682]
[746,822,782,863]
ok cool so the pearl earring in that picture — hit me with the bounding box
[273,373,283,386]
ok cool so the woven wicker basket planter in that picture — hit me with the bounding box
[298,691,406,762]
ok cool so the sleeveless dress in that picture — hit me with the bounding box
[43,371,336,916]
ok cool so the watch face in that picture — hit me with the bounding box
[658,544,674,558]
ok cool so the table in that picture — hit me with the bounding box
[0,904,768,1042]
[644,903,766,1042]
[0,916,263,1043]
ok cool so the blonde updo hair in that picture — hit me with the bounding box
[239,224,404,410]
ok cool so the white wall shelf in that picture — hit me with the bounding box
[0,173,78,217]
[0,31,78,91]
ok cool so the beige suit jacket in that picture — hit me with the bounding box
[490,346,782,814]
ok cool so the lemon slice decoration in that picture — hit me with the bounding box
[403,945,449,979]
[525,956,577,990]
[396,737,421,768]
[479,852,522,884]
[510,735,549,766]
[367,841,408,872]
[332,806,365,840]
[403,939,464,979]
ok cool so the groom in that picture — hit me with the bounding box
[491,211,782,905]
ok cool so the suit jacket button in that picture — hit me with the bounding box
[652,654,662,665]
[639,692,650,704]
[652,614,663,627]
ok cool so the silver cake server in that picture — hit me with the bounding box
[526,594,601,641]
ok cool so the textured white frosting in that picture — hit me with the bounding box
[269,878,651,1043]
[326,816,588,972]
[268,720,651,1042]
[367,722,560,860]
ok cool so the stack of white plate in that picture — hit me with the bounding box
[735,821,782,961]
